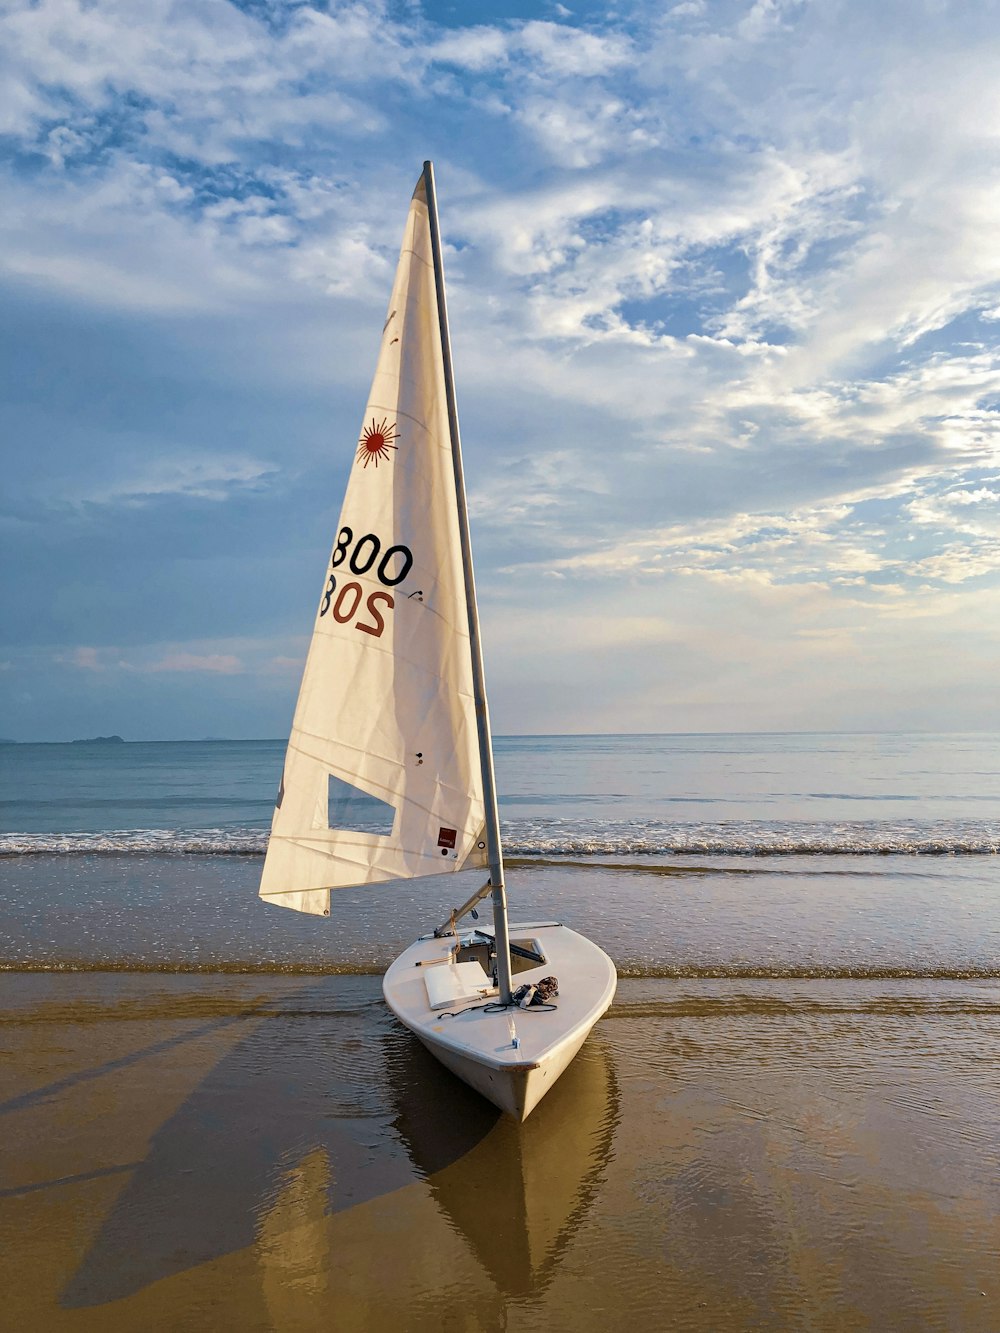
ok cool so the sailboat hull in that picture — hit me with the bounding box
[383,922,617,1121]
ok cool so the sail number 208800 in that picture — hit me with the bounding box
[318,526,413,638]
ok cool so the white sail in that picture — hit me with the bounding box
[260,174,488,916]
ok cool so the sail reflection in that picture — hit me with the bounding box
[257,1147,332,1324]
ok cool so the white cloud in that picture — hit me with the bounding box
[77,456,277,507]
[517,21,632,77]
[142,652,244,674]
[429,26,510,71]
[3,0,1000,732]
[49,636,305,680]
[0,0,401,152]
[909,545,1000,584]
[67,646,103,671]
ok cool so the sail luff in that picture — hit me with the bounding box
[421,160,514,1004]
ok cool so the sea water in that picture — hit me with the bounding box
[4,732,1000,853]
[1,733,998,975]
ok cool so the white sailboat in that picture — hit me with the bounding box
[260,161,616,1121]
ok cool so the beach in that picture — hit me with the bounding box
[2,734,999,1328]
[3,970,998,1331]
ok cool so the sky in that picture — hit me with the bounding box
[2,0,1000,741]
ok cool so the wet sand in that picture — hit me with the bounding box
[2,973,998,1331]
[3,851,999,977]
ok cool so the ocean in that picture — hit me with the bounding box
[2,732,999,975]
[6,730,1000,855]
[2,734,998,1330]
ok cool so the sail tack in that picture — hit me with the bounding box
[260,175,487,916]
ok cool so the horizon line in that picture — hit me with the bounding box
[4,728,1000,745]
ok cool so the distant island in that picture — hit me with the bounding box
[1,735,286,745]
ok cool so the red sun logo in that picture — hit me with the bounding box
[356,417,399,468]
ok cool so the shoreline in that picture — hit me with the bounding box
[4,961,1000,980]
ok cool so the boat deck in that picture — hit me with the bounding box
[383,922,617,1119]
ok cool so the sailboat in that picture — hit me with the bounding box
[259,161,616,1121]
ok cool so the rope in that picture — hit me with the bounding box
[438,999,558,1018]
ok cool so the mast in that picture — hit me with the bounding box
[422,159,514,1005]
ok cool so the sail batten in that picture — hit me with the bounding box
[260,171,488,917]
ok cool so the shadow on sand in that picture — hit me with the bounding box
[61,976,618,1308]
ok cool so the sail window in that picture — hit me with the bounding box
[327,775,396,836]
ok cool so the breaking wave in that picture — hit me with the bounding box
[2,819,1000,857]
[0,830,268,855]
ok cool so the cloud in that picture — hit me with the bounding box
[55,645,243,674]
[67,646,103,671]
[0,0,400,153]
[517,21,633,77]
[78,456,278,507]
[142,652,244,674]
[429,26,510,71]
[907,486,1000,539]
[2,0,1000,735]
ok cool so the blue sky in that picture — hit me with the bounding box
[2,0,999,740]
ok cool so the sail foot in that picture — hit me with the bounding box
[260,887,332,918]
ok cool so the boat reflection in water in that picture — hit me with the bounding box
[250,1020,620,1327]
[389,1027,620,1297]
